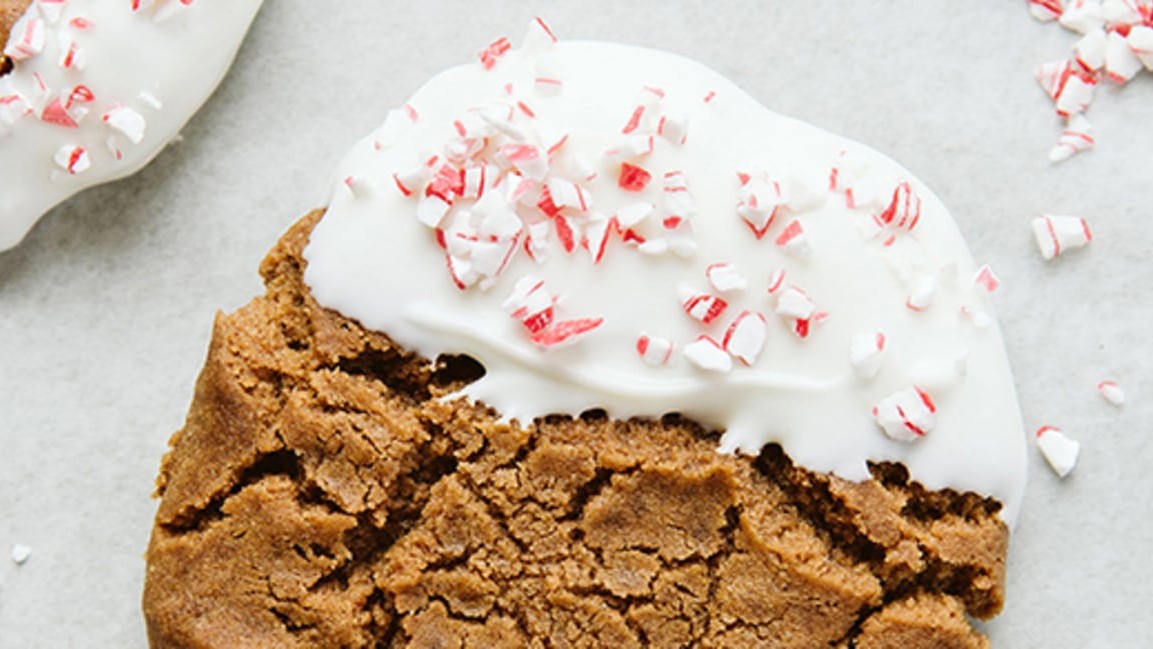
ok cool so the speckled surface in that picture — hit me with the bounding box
[0,2,1149,646]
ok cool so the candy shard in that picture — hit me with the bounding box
[1030,0,1066,21]
[103,106,147,144]
[1097,380,1125,406]
[681,287,729,324]
[683,336,732,373]
[973,265,1000,293]
[1035,426,1080,477]
[1032,214,1092,259]
[1128,25,1153,69]
[775,285,816,320]
[873,386,936,442]
[705,262,748,293]
[722,310,767,366]
[10,544,31,565]
[1049,113,1094,162]
[636,333,674,365]
[1104,29,1143,83]
[774,219,812,258]
[53,144,90,174]
[1059,0,1105,34]
[3,14,46,61]
[1074,28,1108,71]
[849,331,887,379]
[906,274,937,311]
[530,317,603,348]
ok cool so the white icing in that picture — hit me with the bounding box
[303,40,1028,525]
[0,0,263,251]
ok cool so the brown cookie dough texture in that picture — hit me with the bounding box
[0,0,31,74]
[144,211,1009,648]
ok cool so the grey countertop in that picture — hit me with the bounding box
[1,2,1150,646]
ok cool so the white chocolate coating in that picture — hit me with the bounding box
[304,40,1028,525]
[0,0,263,251]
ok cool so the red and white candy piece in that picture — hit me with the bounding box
[620,86,663,135]
[1030,0,1066,21]
[973,265,1000,293]
[906,274,937,311]
[1128,26,1153,69]
[103,106,146,144]
[722,310,767,366]
[775,285,816,320]
[683,336,732,373]
[529,317,604,349]
[774,219,811,258]
[1060,0,1106,34]
[662,171,697,220]
[766,268,787,295]
[849,331,887,379]
[1097,379,1125,406]
[1074,29,1108,71]
[1032,214,1092,259]
[618,162,651,191]
[1055,70,1098,116]
[829,150,885,211]
[503,275,556,333]
[872,386,937,442]
[57,34,85,70]
[522,16,558,56]
[3,14,46,61]
[1035,426,1080,477]
[636,333,674,366]
[0,79,31,128]
[680,285,729,324]
[53,144,89,174]
[706,262,748,293]
[736,171,784,239]
[478,36,512,70]
[878,181,922,232]
[1105,30,1144,83]
[545,178,591,212]
[1050,114,1094,162]
[499,142,548,180]
[1101,0,1145,25]
[656,111,688,145]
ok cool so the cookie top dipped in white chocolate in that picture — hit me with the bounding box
[0,0,263,251]
[304,20,1028,525]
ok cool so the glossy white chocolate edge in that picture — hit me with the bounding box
[0,0,263,251]
[303,39,1028,525]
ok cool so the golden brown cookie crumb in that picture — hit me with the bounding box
[143,211,1009,648]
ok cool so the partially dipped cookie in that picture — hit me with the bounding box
[0,0,263,250]
[145,19,1025,648]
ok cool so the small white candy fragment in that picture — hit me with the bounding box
[1035,59,1074,99]
[1059,0,1105,34]
[1104,30,1144,83]
[1054,73,1097,116]
[103,106,147,144]
[960,305,993,329]
[11,544,31,565]
[53,144,90,174]
[3,15,46,61]
[415,193,452,228]
[615,201,654,228]
[849,331,887,379]
[1128,26,1153,69]
[1073,29,1108,71]
[1036,426,1080,477]
[1050,114,1094,162]
[905,274,937,311]
[872,387,937,442]
[706,262,748,293]
[522,16,558,56]
[656,112,689,145]
[1097,380,1125,406]
[1101,0,1144,24]
[138,91,164,110]
[722,311,768,366]
[1032,214,1092,259]
[636,333,674,366]
[1031,0,1066,21]
[680,286,729,324]
[775,286,816,320]
[683,336,732,373]
[774,219,812,258]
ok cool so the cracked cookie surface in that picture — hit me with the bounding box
[143,210,1007,648]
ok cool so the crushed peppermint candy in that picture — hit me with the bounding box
[636,333,675,366]
[683,335,732,373]
[722,310,768,366]
[849,331,887,379]
[1032,214,1092,259]
[1026,0,1153,158]
[705,262,748,293]
[873,386,937,442]
[1097,379,1125,405]
[1036,425,1081,477]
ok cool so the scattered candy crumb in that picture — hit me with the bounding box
[1036,425,1081,477]
[10,544,31,565]
[1097,379,1125,405]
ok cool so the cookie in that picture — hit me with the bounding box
[144,211,1005,648]
[145,20,1026,648]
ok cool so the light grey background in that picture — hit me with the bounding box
[1,2,1150,647]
